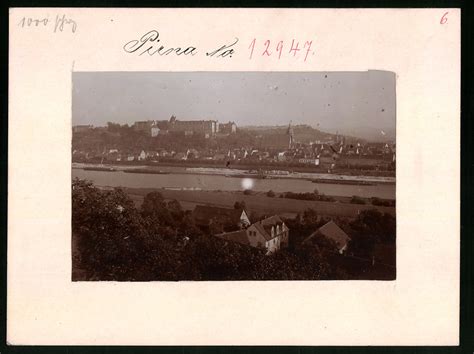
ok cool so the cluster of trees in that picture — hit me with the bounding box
[266,190,276,197]
[281,189,335,202]
[350,195,366,204]
[348,208,396,256]
[72,179,395,281]
[370,197,396,207]
[350,196,396,207]
[72,179,335,281]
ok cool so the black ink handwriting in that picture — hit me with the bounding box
[123,30,198,56]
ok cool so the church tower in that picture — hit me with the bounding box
[287,121,294,149]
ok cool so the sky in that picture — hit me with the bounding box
[72,71,396,140]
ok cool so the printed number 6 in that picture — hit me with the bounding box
[440,12,448,24]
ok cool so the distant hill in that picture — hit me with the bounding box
[240,124,366,144]
[332,126,395,142]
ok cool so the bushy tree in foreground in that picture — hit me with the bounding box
[349,209,396,255]
[72,178,149,280]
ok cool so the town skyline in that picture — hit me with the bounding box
[72,71,396,141]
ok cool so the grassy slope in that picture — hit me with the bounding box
[124,188,395,218]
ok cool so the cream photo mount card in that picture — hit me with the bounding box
[8,8,459,345]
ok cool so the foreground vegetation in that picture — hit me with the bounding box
[72,178,396,281]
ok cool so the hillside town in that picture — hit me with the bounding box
[72,116,396,173]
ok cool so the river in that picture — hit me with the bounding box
[72,168,395,199]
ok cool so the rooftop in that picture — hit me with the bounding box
[215,230,250,245]
[193,205,246,225]
[252,215,285,241]
[304,220,351,250]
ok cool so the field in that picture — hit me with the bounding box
[121,187,396,219]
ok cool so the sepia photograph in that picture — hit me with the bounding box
[71,71,396,281]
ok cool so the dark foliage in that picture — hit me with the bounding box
[282,191,335,202]
[349,209,396,256]
[72,179,353,281]
[266,190,276,197]
[350,195,366,204]
[234,201,246,209]
[371,197,396,207]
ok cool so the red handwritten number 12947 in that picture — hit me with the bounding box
[248,39,313,61]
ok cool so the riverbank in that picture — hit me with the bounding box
[72,159,395,177]
[73,162,396,185]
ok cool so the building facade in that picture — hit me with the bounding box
[168,115,218,137]
[151,125,160,137]
[216,215,289,255]
[133,120,154,134]
[219,121,237,134]
[132,116,237,137]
